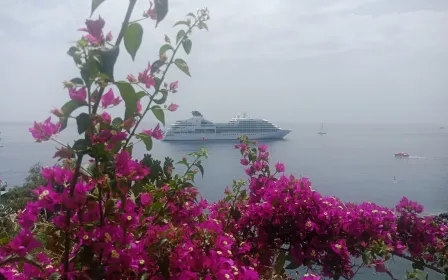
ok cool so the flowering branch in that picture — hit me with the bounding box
[123,16,201,149]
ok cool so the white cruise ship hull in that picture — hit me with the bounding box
[163,129,291,141]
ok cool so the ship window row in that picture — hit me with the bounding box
[170,130,216,134]
[217,129,278,132]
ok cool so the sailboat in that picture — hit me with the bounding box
[318,123,327,135]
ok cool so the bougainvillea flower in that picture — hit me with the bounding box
[167,103,179,112]
[115,150,150,181]
[169,80,178,91]
[127,74,137,83]
[143,1,157,20]
[141,124,164,140]
[101,88,121,108]
[79,16,106,45]
[138,63,156,88]
[29,117,61,142]
[69,87,87,102]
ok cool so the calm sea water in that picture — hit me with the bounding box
[0,122,447,279]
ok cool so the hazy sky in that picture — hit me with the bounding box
[0,0,447,124]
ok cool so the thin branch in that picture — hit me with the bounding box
[62,154,84,280]
[123,18,200,149]
[385,268,398,280]
[115,0,137,47]
[92,86,106,116]
[392,252,446,275]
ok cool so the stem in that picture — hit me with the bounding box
[90,0,137,116]
[62,154,84,280]
[92,86,106,116]
[115,0,137,47]
[129,18,147,24]
[385,268,398,280]
[391,252,446,275]
[123,19,200,149]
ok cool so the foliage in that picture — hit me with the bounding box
[0,1,446,280]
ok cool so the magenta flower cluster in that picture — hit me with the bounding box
[5,3,447,280]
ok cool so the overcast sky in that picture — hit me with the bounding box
[0,0,447,124]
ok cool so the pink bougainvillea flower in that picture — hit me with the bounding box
[151,124,164,140]
[8,229,41,256]
[50,107,64,117]
[258,144,268,152]
[140,193,153,206]
[105,31,113,41]
[169,81,178,91]
[143,1,157,20]
[275,162,285,173]
[79,16,106,45]
[69,87,87,102]
[141,124,164,140]
[115,150,150,181]
[101,88,121,108]
[100,111,112,124]
[121,118,136,130]
[138,63,156,89]
[29,117,61,142]
[127,74,137,83]
[167,103,179,112]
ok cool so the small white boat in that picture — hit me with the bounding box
[394,152,410,158]
[318,123,326,135]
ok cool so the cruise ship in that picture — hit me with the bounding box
[163,111,292,141]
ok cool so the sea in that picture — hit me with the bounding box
[0,121,447,279]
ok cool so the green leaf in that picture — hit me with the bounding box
[159,44,173,56]
[48,272,62,280]
[174,58,191,76]
[151,105,165,125]
[274,251,286,275]
[164,35,171,44]
[176,160,189,167]
[196,163,204,177]
[151,60,165,74]
[173,20,190,28]
[152,201,163,212]
[70,78,84,86]
[198,22,208,31]
[97,46,119,82]
[59,100,87,131]
[412,260,424,271]
[285,260,300,270]
[186,12,196,20]
[116,82,137,119]
[124,23,143,61]
[136,91,147,100]
[362,251,371,265]
[182,39,192,55]
[154,0,169,27]
[73,139,90,152]
[91,0,106,16]
[111,117,123,131]
[153,89,168,104]
[67,46,80,57]
[137,133,153,151]
[76,113,91,134]
[125,144,133,157]
[176,30,186,45]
